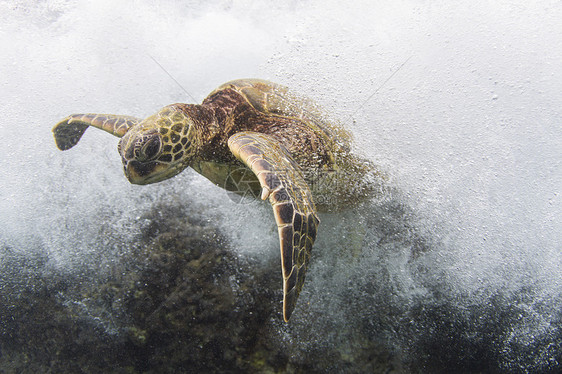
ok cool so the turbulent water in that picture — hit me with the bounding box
[1,0,561,372]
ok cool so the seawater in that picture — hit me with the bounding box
[0,1,560,372]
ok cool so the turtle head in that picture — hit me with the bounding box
[118,105,197,185]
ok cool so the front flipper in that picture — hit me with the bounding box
[228,131,320,322]
[53,114,141,150]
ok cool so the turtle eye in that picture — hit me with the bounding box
[140,135,162,161]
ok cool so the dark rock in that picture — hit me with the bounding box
[0,201,316,373]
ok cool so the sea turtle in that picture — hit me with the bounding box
[53,79,382,321]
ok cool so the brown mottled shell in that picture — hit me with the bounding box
[209,79,353,154]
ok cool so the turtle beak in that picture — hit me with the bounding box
[124,160,180,185]
[125,160,158,185]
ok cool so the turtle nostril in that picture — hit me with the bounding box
[125,143,136,160]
